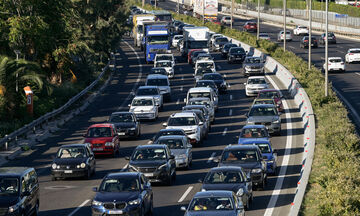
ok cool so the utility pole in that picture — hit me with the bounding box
[14,50,20,92]
[325,0,329,96]
[177,0,180,13]
[308,0,312,70]
[155,0,157,8]
[231,0,234,29]
[257,0,260,39]
[203,1,205,24]
[283,0,286,51]
[142,0,145,7]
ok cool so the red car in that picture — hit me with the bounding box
[257,89,284,112]
[243,21,257,32]
[188,49,201,64]
[84,123,120,156]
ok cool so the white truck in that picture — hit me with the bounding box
[133,15,155,47]
[193,0,218,20]
[182,0,194,11]
[182,27,209,57]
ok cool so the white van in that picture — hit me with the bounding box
[184,87,218,111]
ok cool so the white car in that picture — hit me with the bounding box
[293,25,309,36]
[145,74,171,101]
[185,87,218,110]
[194,53,213,64]
[154,53,175,67]
[323,57,345,72]
[134,86,163,109]
[172,35,183,47]
[244,76,269,97]
[345,48,360,63]
[195,59,216,74]
[277,30,292,42]
[221,16,232,25]
[154,60,174,78]
[129,96,158,120]
[259,33,271,41]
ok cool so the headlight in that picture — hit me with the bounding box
[80,163,86,168]
[251,168,262,173]
[245,66,251,70]
[215,44,219,47]
[92,200,103,206]
[84,142,91,146]
[272,118,280,124]
[52,163,57,169]
[8,202,21,213]
[176,154,187,159]
[236,188,244,197]
[130,127,136,130]
[201,188,206,192]
[128,198,141,205]
[105,142,114,147]
[158,163,167,170]
[222,81,226,86]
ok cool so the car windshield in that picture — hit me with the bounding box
[147,78,168,86]
[256,143,271,153]
[132,99,153,106]
[329,58,342,63]
[203,74,222,80]
[221,150,259,163]
[157,138,185,149]
[87,127,112,138]
[137,88,158,96]
[189,197,234,211]
[246,22,256,26]
[188,41,208,49]
[193,51,206,57]
[248,78,266,85]
[230,48,245,54]
[150,68,167,75]
[196,81,216,89]
[349,50,360,54]
[156,55,172,61]
[148,35,168,44]
[110,114,134,123]
[204,171,244,184]
[189,92,211,99]
[224,44,237,50]
[240,127,268,138]
[132,148,166,160]
[168,117,196,126]
[189,100,210,106]
[258,91,280,99]
[99,178,139,192]
[299,26,307,29]
[57,147,86,158]
[249,106,277,116]
[246,58,261,64]
[0,178,19,196]
[196,68,213,76]
[216,38,229,43]
[156,61,171,67]
[198,62,214,69]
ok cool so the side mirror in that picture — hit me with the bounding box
[199,122,204,126]
[162,122,168,127]
[125,156,130,160]
[170,155,175,159]
[187,144,193,148]
[92,187,98,192]
[180,206,187,211]
[183,98,187,103]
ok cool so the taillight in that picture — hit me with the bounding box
[328,63,331,65]
[304,40,309,42]
[349,53,354,55]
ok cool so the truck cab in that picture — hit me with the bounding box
[182,27,209,58]
[145,25,170,64]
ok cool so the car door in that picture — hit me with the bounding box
[140,174,151,211]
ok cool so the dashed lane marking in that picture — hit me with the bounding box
[176,99,180,105]
[230,95,233,100]
[67,199,90,216]
[178,186,194,203]
[222,128,228,136]
[207,152,216,163]
[229,109,233,116]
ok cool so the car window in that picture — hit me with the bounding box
[110,113,134,123]
[168,117,196,126]
[156,55,172,61]
[204,171,244,184]
[329,59,342,63]
[196,81,216,89]
[221,150,259,162]
[197,62,215,69]
[248,78,266,85]
[189,92,211,99]
[132,99,154,106]
[147,78,168,86]
[245,58,261,64]
[57,147,87,158]
[189,100,211,106]
[256,143,271,153]
[87,127,112,138]
[100,178,139,192]
[203,74,222,80]
[249,106,277,116]
[156,61,171,67]
[349,50,360,54]
[254,100,274,105]
[189,197,234,211]
[240,127,268,138]
[215,38,229,43]
[0,177,19,195]
[230,48,245,54]
[132,148,166,160]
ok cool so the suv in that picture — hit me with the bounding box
[221,43,238,58]
[126,145,176,185]
[245,104,281,135]
[187,97,215,123]
[84,124,120,157]
[0,167,39,216]
[201,73,227,93]
[154,54,175,67]
[185,87,218,111]
[145,74,171,101]
[217,145,267,189]
[195,59,216,73]
[212,37,230,52]
[277,30,292,42]
[109,112,141,139]
[319,32,336,45]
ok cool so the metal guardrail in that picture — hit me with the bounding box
[0,62,110,150]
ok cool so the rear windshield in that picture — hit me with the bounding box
[189,92,211,99]
[147,78,168,86]
[240,127,268,138]
[137,88,158,96]
[329,58,342,63]
[203,74,222,80]
[132,99,153,106]
[157,138,185,149]
[349,50,360,54]
[156,55,172,61]
[87,127,112,138]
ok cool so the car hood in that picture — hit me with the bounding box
[85,137,113,144]
[0,196,19,208]
[238,137,269,144]
[130,106,154,112]
[246,84,268,89]
[94,191,140,203]
[171,149,187,157]
[202,183,245,193]
[186,210,236,216]
[220,161,261,170]
[247,115,278,123]
[130,160,167,168]
[244,63,264,67]
[112,122,136,129]
[166,125,197,132]
[53,157,87,165]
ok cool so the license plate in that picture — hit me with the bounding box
[93,148,103,151]
[118,132,125,135]
[64,170,73,174]
[144,173,154,177]
[108,210,123,214]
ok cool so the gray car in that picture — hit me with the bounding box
[245,104,281,135]
[134,86,163,109]
[154,135,192,169]
[182,105,211,128]
[242,56,265,76]
[212,37,230,52]
[187,97,215,123]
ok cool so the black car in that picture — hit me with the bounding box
[195,80,219,96]
[91,172,153,216]
[150,67,168,76]
[217,145,267,189]
[300,36,318,48]
[221,43,238,58]
[212,37,230,52]
[201,166,253,209]
[51,144,96,180]
[108,112,140,139]
[227,47,247,64]
[201,73,227,93]
[319,32,336,45]
[150,128,187,144]
[126,145,176,185]
[0,167,39,216]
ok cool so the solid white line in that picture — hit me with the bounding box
[182,76,184,81]
[207,152,216,163]
[67,199,90,216]
[356,72,360,76]
[230,95,233,100]
[229,109,233,116]
[178,186,194,203]
[222,128,228,136]
[176,99,180,104]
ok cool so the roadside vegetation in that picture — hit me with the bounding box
[138,2,360,215]
[0,0,131,138]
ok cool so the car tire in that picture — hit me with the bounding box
[85,169,91,180]
[148,197,154,216]
[51,176,57,181]
[92,166,96,176]
[140,205,145,216]
[166,175,172,186]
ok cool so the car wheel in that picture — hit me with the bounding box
[33,202,39,216]
[85,169,91,180]
[51,176,57,181]
[245,197,250,210]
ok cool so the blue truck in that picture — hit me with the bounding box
[145,25,170,64]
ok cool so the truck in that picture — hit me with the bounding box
[145,25,170,64]
[182,26,209,57]
[182,0,194,11]
[193,0,218,20]
[141,20,168,51]
[132,14,155,47]
[150,10,172,23]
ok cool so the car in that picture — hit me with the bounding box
[194,67,214,83]
[150,128,187,144]
[209,34,223,47]
[134,86,163,109]
[0,167,40,216]
[221,16,233,25]
[145,74,171,101]
[182,109,209,139]
[109,112,141,139]
[190,50,208,66]
[209,18,221,25]
[188,49,202,64]
[240,140,277,175]
[149,67,168,76]
[242,56,265,76]
[194,53,213,64]
[51,144,96,180]
[187,97,216,123]
[195,59,216,74]
[212,37,230,52]
[195,80,219,96]
[244,76,269,97]
[154,53,175,67]
[323,57,345,72]
[182,105,211,128]
[177,38,184,52]
[154,135,193,169]
[253,98,276,107]
[129,96,158,121]
[227,47,247,64]
[126,144,176,185]
[172,35,183,47]
[293,25,309,36]
[237,125,270,144]
[84,123,120,157]
[163,112,203,145]
[345,48,360,63]
[221,43,238,58]
[91,172,153,216]
[243,21,257,32]
[277,30,292,42]
[319,32,336,45]
[258,33,271,41]
[180,191,245,215]
[245,104,281,135]
[201,73,227,93]
[300,36,318,48]
[185,87,219,111]
[257,89,284,113]
[178,24,194,34]
[200,166,253,209]
[217,144,267,189]
[154,60,174,78]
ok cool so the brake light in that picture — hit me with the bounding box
[314,40,317,42]
[328,63,331,65]
[349,53,354,55]
[304,40,309,42]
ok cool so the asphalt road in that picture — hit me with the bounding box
[2,35,304,216]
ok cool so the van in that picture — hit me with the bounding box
[184,87,218,111]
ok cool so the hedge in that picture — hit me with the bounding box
[137,2,360,215]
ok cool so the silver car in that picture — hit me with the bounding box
[182,110,209,139]
[277,30,292,42]
[187,97,215,123]
[243,57,265,77]
[134,86,163,109]
[154,135,192,169]
[182,105,211,130]
[244,76,269,97]
[245,104,281,135]
[145,74,171,101]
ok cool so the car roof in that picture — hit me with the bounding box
[157,135,186,140]
[133,96,155,100]
[0,167,34,177]
[254,98,274,102]
[188,87,212,92]
[248,76,265,79]
[203,73,222,77]
[106,172,140,178]
[225,144,260,151]
[194,190,234,198]
[245,56,261,59]
[196,59,214,63]
[156,60,172,63]
[156,53,173,56]
[151,67,166,70]
[328,57,342,60]
[171,112,196,118]
[197,79,216,83]
[184,105,207,109]
[138,85,158,89]
[136,144,167,149]
[88,123,113,128]
[209,166,244,172]
[146,74,168,79]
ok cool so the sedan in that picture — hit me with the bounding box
[227,47,247,64]
[243,21,257,32]
[258,33,271,41]
[221,43,238,58]
[237,125,270,144]
[201,73,227,93]
[212,37,230,52]
[149,67,167,76]
[246,104,281,135]
[242,56,265,76]
[244,76,269,97]
[134,86,163,109]
[345,48,360,63]
[109,112,141,139]
[300,36,318,48]
[91,172,153,216]
[221,16,232,25]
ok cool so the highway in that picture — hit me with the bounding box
[2,33,304,216]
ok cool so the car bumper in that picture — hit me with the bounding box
[117,129,138,138]
[328,67,345,71]
[175,158,189,168]
[92,147,116,155]
[134,112,156,120]
[92,205,141,216]
[51,169,88,178]
[142,171,170,183]
[244,69,265,76]
[266,162,276,174]
[348,57,360,62]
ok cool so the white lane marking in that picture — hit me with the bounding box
[207,152,216,163]
[264,74,293,216]
[338,50,345,54]
[224,74,227,78]
[180,86,183,91]
[176,99,180,104]
[217,65,222,70]
[67,199,90,216]
[120,164,128,172]
[222,128,228,136]
[356,72,360,76]
[230,95,233,100]
[228,83,231,88]
[320,57,325,60]
[178,186,194,203]
[289,46,295,49]
[229,109,233,116]
[338,45,344,49]
[182,76,184,81]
